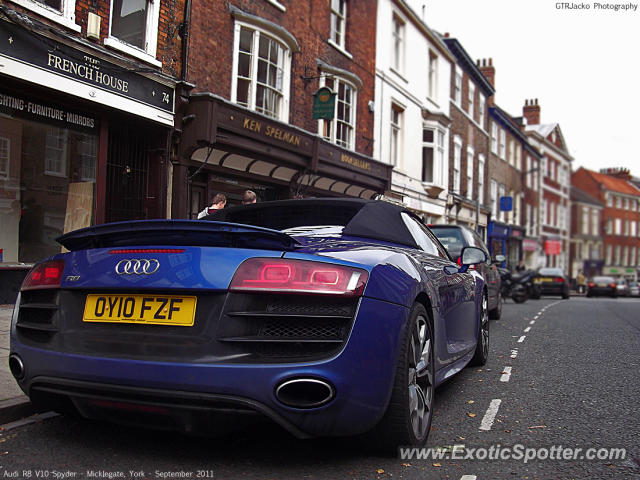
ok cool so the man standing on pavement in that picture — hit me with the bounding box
[197,193,226,218]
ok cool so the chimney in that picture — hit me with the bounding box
[523,98,540,125]
[477,58,495,106]
[599,167,632,180]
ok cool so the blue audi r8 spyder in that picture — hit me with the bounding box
[9,199,489,449]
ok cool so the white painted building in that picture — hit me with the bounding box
[373,0,454,222]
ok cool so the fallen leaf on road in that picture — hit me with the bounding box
[401,463,411,467]
[476,369,483,372]
[505,429,511,433]
[478,379,483,382]
[458,436,466,440]
[467,400,474,404]
[432,463,442,467]
[377,469,384,474]
[528,425,547,429]
[467,413,477,418]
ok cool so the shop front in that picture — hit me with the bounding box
[487,221,509,265]
[173,94,392,218]
[0,15,176,301]
[507,226,524,270]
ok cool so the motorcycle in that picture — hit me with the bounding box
[498,267,540,303]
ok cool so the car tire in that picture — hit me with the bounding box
[489,291,502,320]
[470,292,489,366]
[370,303,434,450]
[562,290,569,299]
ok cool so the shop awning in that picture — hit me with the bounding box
[178,94,392,199]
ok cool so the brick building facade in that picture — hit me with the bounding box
[173,0,391,218]
[572,167,640,280]
[441,39,493,236]
[569,187,603,281]
[522,100,572,271]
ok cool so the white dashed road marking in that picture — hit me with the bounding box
[524,326,531,333]
[500,366,512,382]
[510,349,518,358]
[460,476,477,480]
[517,335,526,343]
[479,398,502,431]
[529,320,535,325]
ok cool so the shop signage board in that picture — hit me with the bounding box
[0,19,174,114]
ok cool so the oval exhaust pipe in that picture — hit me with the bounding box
[9,354,25,380]
[275,378,335,409]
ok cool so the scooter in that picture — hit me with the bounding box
[498,268,540,303]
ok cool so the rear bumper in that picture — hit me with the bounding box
[10,297,408,438]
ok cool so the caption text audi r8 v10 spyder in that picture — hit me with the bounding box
[10,199,489,449]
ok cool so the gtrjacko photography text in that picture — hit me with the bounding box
[555,2,638,10]
[399,444,627,464]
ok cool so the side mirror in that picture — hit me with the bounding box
[494,254,506,263]
[444,247,487,275]
[461,246,488,266]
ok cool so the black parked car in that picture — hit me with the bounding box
[586,276,617,298]
[429,225,503,319]
[532,267,570,299]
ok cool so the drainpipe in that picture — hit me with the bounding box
[181,0,192,81]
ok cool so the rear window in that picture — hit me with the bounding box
[592,276,614,283]
[429,227,467,254]
[538,268,563,276]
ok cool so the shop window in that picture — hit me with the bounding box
[0,109,98,264]
[318,75,356,150]
[105,0,161,65]
[233,24,291,121]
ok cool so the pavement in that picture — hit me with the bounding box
[0,304,37,424]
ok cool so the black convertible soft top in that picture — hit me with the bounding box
[207,198,420,249]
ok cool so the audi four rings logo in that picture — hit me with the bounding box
[115,259,160,275]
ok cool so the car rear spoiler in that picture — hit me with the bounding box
[56,220,301,251]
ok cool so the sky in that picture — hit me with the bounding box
[421,0,640,175]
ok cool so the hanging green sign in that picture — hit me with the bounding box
[313,86,336,120]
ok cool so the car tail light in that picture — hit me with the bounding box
[609,283,616,288]
[230,258,368,296]
[555,277,564,283]
[588,282,595,288]
[21,260,65,291]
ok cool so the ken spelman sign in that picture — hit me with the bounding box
[0,18,174,113]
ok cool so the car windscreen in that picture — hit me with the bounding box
[429,227,466,256]
[592,276,614,283]
[538,268,563,276]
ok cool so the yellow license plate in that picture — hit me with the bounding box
[83,294,196,326]
[537,277,553,283]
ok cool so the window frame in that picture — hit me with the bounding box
[454,69,462,105]
[329,0,347,52]
[10,0,80,32]
[453,136,462,194]
[231,22,292,122]
[468,82,475,119]
[477,154,485,205]
[466,145,474,199]
[390,103,403,166]
[104,0,162,66]
[391,14,405,74]
[318,74,357,150]
[428,51,438,100]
